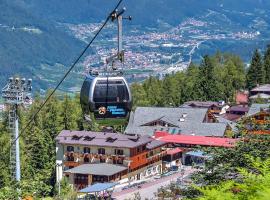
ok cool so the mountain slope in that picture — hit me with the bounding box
[0,0,84,89]
[0,0,270,91]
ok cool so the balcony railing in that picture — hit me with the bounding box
[63,152,130,165]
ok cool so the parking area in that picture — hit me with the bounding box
[112,166,196,199]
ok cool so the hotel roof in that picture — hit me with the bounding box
[56,130,166,149]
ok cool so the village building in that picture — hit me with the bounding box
[56,130,167,189]
[242,103,270,135]
[125,107,232,137]
[154,131,237,166]
[235,91,249,106]
[221,105,249,121]
[249,84,270,103]
[182,100,228,114]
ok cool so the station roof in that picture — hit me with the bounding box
[125,107,228,137]
[65,163,127,176]
[154,131,237,148]
[79,182,117,193]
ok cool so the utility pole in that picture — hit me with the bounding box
[2,77,32,192]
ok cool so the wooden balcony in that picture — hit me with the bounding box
[63,152,130,166]
[63,161,80,167]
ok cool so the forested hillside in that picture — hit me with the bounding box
[0,44,270,198]
[0,0,84,89]
[131,45,270,108]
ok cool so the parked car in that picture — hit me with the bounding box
[154,175,161,179]
[122,186,130,191]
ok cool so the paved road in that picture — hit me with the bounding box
[112,168,196,200]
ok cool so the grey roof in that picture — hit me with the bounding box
[251,84,270,92]
[247,104,270,117]
[146,139,167,149]
[183,101,223,108]
[125,107,228,137]
[249,93,270,99]
[65,163,127,176]
[215,115,238,133]
[56,130,166,149]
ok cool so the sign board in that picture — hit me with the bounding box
[94,103,128,119]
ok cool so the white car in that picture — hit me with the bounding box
[154,175,161,179]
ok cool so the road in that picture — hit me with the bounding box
[112,167,196,200]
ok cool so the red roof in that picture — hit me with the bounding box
[166,147,183,155]
[154,132,237,148]
[236,91,249,104]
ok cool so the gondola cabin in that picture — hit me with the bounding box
[80,75,132,119]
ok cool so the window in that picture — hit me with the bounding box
[93,80,129,103]
[84,157,89,163]
[137,147,141,153]
[142,145,146,151]
[117,159,123,164]
[115,149,124,155]
[106,137,117,143]
[67,146,74,152]
[74,174,88,185]
[83,147,91,154]
[67,153,74,161]
[98,148,105,155]
[71,135,82,140]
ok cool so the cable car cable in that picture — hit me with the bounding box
[8,0,124,149]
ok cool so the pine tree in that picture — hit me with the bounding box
[182,63,201,102]
[161,74,178,106]
[144,77,163,106]
[198,55,221,101]
[264,45,270,83]
[131,83,150,107]
[247,49,264,89]
[61,94,78,130]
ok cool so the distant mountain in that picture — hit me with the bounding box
[0,0,270,91]
[20,0,270,26]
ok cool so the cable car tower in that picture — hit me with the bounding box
[2,77,32,182]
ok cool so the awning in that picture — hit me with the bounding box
[185,151,210,158]
[166,147,183,155]
[79,182,117,193]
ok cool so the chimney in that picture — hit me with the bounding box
[179,118,185,122]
